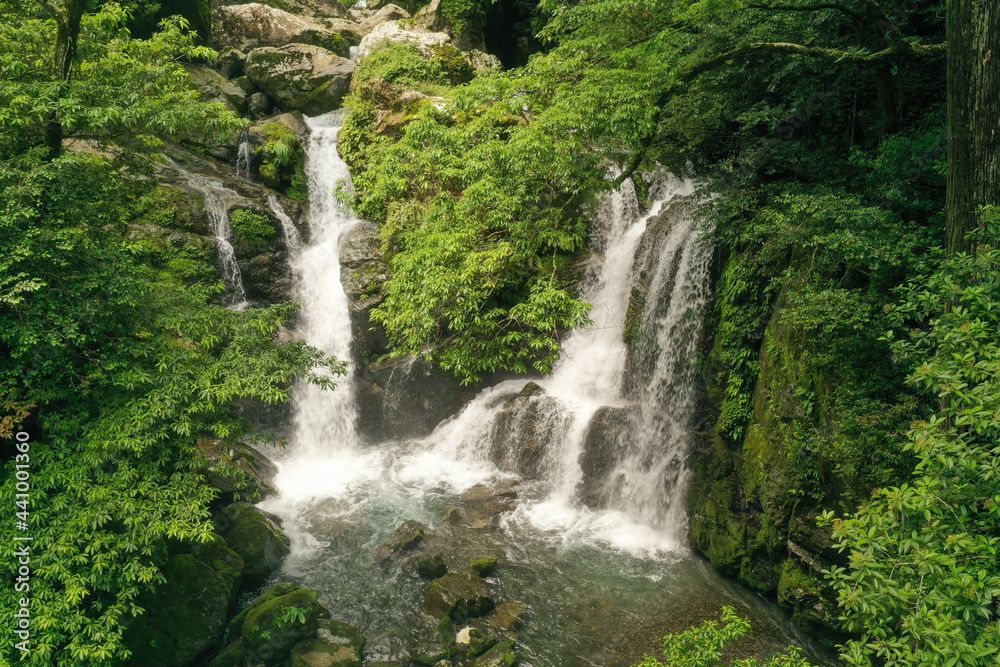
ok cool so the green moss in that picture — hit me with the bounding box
[229,209,276,253]
[257,122,307,203]
[242,587,329,661]
[469,557,497,577]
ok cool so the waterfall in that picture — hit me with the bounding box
[266,193,303,254]
[170,166,249,309]
[236,130,252,179]
[268,112,373,502]
[415,175,709,550]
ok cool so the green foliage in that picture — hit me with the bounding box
[276,605,309,627]
[355,42,473,91]
[823,208,1000,666]
[0,150,342,666]
[258,123,307,203]
[0,1,244,156]
[633,607,816,667]
[229,209,277,254]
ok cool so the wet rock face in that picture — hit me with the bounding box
[245,44,355,116]
[577,405,637,508]
[356,356,471,441]
[484,382,560,479]
[423,572,495,622]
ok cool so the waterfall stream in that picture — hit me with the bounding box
[257,116,834,666]
[170,165,249,309]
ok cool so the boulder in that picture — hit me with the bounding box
[358,4,410,31]
[485,383,562,479]
[241,586,331,663]
[473,641,515,667]
[214,502,291,588]
[355,20,449,64]
[195,435,279,508]
[365,630,416,665]
[124,535,244,666]
[375,519,426,561]
[245,44,354,115]
[289,620,366,667]
[214,48,247,79]
[486,600,526,631]
[465,49,502,72]
[319,18,368,45]
[423,572,494,622]
[453,627,496,661]
[339,220,390,361]
[248,91,271,117]
[417,554,448,580]
[468,557,496,578]
[183,63,248,114]
[215,3,350,56]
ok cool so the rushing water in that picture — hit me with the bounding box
[170,164,249,309]
[259,114,836,666]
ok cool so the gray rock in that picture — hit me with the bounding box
[358,4,411,32]
[245,44,354,115]
[215,48,247,79]
[356,20,448,64]
[465,49,502,72]
[423,572,494,622]
[376,519,426,561]
[215,3,350,56]
[248,91,271,118]
[183,63,248,114]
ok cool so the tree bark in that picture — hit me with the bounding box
[946,0,1000,254]
[43,0,85,160]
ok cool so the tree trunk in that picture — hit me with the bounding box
[44,0,85,161]
[945,0,1000,255]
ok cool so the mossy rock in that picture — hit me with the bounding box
[473,640,516,667]
[777,558,838,627]
[289,620,366,667]
[468,557,496,578]
[423,572,494,622]
[208,639,249,667]
[224,582,303,645]
[376,519,426,561]
[417,554,448,580]
[242,586,330,662]
[214,502,291,588]
[124,535,244,666]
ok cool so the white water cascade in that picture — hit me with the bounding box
[266,193,303,254]
[267,112,376,504]
[255,125,836,667]
[171,166,249,308]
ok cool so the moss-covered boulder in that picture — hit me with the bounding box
[245,43,354,115]
[417,554,448,580]
[124,535,244,666]
[289,620,366,667]
[423,572,494,622]
[182,62,248,113]
[473,640,516,667]
[195,436,280,509]
[241,586,331,663]
[214,502,291,588]
[777,558,839,627]
[468,557,496,578]
[375,519,426,561]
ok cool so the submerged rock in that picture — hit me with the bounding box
[486,600,526,631]
[418,553,449,580]
[468,557,497,578]
[423,572,494,622]
[376,519,427,561]
[473,641,516,667]
[365,629,416,665]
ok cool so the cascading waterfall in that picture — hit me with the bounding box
[171,165,249,308]
[257,127,834,666]
[266,193,302,253]
[267,112,373,503]
[236,130,252,179]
